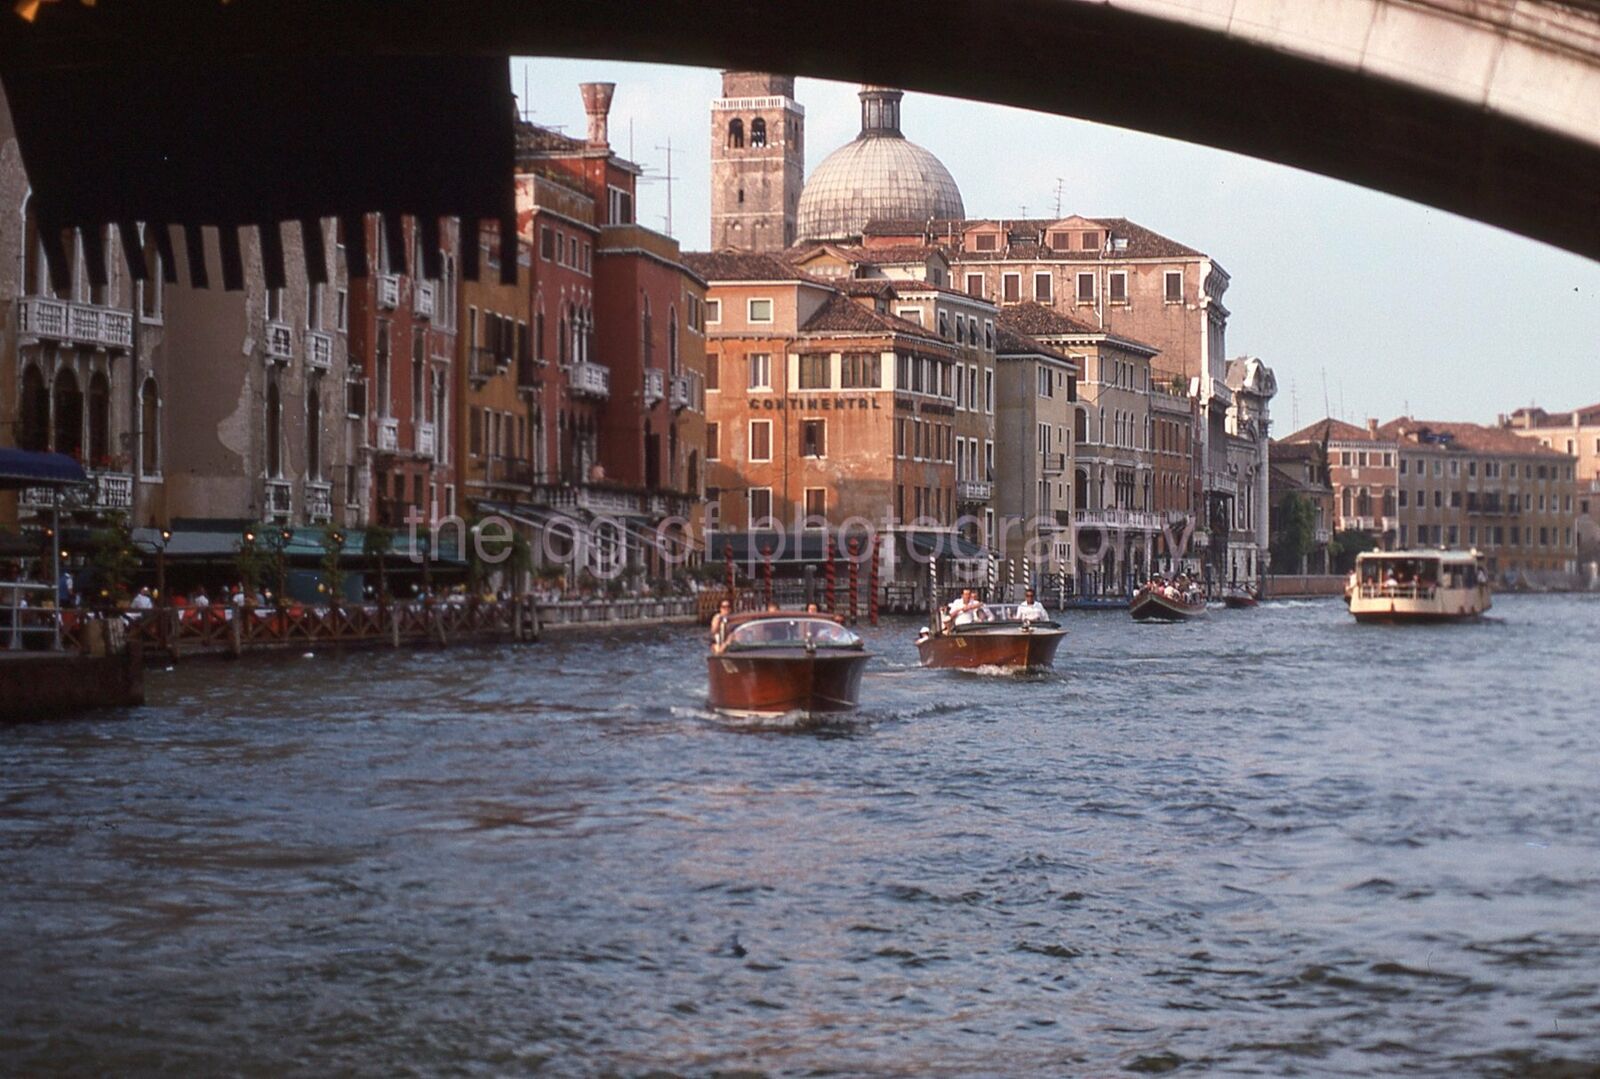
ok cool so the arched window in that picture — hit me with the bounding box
[19,365,49,451]
[727,118,743,149]
[53,229,77,301]
[53,369,82,458]
[750,118,766,147]
[266,376,283,478]
[140,378,160,476]
[535,307,546,362]
[558,310,569,365]
[583,307,594,363]
[88,370,111,464]
[1074,406,1087,445]
[668,306,678,374]
[307,382,322,481]
[570,303,582,364]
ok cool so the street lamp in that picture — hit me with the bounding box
[272,526,294,607]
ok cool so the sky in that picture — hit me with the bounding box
[512,57,1600,432]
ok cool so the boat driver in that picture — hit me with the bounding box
[946,588,984,628]
[710,599,733,652]
[1016,588,1048,624]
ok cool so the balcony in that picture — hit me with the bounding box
[264,479,294,520]
[956,479,993,503]
[265,321,294,362]
[18,469,133,513]
[377,417,399,452]
[485,455,536,487]
[305,330,333,370]
[570,361,610,399]
[643,368,665,406]
[17,297,133,350]
[1041,452,1068,474]
[669,373,693,411]
[1074,507,1164,531]
[304,480,333,523]
[417,422,436,459]
[377,274,400,310]
[414,280,435,320]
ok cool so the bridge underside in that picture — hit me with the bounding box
[1,0,1596,262]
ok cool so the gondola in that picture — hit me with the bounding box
[707,610,872,715]
[916,604,1066,670]
[1129,582,1207,621]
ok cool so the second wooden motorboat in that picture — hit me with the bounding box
[1129,582,1207,622]
[1222,585,1259,609]
[917,604,1066,670]
[707,611,872,715]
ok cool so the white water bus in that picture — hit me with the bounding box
[1346,548,1492,623]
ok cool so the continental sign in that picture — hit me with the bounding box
[747,395,884,412]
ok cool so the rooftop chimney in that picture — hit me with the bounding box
[1366,417,1379,437]
[579,82,615,148]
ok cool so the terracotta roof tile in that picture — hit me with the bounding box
[997,301,1101,337]
[992,324,1076,366]
[1379,418,1570,457]
[800,293,943,344]
[682,251,816,283]
[859,216,1207,262]
[1281,417,1380,444]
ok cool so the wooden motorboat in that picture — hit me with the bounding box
[1129,582,1207,621]
[707,611,871,715]
[916,604,1065,670]
[1347,548,1492,623]
[1222,585,1259,609]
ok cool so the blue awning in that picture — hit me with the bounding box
[904,529,991,561]
[0,449,90,490]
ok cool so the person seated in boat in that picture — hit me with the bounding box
[1016,588,1048,624]
[1382,568,1399,593]
[710,599,733,652]
[950,589,985,628]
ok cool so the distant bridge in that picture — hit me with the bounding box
[2,0,1597,260]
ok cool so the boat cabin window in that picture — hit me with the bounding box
[726,617,861,649]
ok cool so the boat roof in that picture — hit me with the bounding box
[1357,548,1483,563]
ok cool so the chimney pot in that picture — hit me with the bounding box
[579,82,616,147]
[1366,417,1379,437]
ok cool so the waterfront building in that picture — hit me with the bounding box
[1502,402,1600,572]
[1283,416,1579,581]
[345,214,458,528]
[710,72,805,252]
[456,224,538,519]
[1267,440,1335,574]
[991,322,1079,582]
[992,302,1165,590]
[1222,356,1276,584]
[514,84,709,577]
[789,242,998,542]
[158,224,355,530]
[1279,418,1400,546]
[687,251,975,581]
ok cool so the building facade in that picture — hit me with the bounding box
[1503,402,1600,573]
[992,324,1079,582]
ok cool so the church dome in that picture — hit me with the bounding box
[795,87,965,244]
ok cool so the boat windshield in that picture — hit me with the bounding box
[725,617,862,650]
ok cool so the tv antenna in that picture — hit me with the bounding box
[1053,178,1065,218]
[654,136,676,236]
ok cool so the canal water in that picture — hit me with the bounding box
[2,595,1598,1076]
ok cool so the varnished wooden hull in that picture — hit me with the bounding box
[1129,589,1207,621]
[1223,594,1258,609]
[706,649,871,714]
[917,627,1065,670]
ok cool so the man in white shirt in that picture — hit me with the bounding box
[130,586,154,611]
[1016,588,1049,623]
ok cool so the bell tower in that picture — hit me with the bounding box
[710,72,804,252]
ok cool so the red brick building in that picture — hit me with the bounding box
[346,215,458,527]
